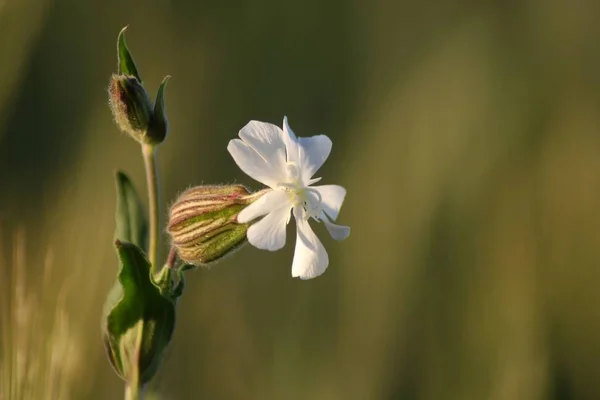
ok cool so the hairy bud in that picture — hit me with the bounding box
[109,75,153,143]
[167,185,263,266]
[108,27,169,146]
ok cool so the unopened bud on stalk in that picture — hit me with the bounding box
[109,75,153,143]
[108,27,169,146]
[167,185,264,266]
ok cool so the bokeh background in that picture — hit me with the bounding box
[1,0,600,399]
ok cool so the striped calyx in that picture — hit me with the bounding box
[167,185,263,266]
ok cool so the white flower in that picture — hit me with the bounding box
[227,116,350,279]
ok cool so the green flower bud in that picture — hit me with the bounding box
[109,74,153,144]
[167,185,262,266]
[108,27,170,146]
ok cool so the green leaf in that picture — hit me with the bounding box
[102,241,176,384]
[153,263,186,301]
[114,171,148,252]
[154,75,170,119]
[180,263,198,272]
[117,26,141,81]
[172,269,186,299]
[146,75,170,145]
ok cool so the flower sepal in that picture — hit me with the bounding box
[167,185,264,266]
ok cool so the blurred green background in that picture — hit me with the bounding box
[1,0,600,399]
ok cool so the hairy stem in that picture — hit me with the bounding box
[142,144,160,271]
[166,246,178,269]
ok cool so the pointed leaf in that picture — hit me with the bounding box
[102,241,176,384]
[172,269,186,299]
[155,75,169,115]
[114,171,148,252]
[147,75,170,145]
[153,263,186,302]
[117,26,141,81]
[180,263,198,272]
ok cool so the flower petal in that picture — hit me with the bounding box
[246,201,292,251]
[282,116,300,165]
[321,212,350,241]
[238,121,287,175]
[228,139,282,188]
[291,207,329,279]
[312,185,346,220]
[298,135,332,183]
[238,190,290,224]
[282,117,333,184]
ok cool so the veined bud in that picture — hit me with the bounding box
[109,75,153,143]
[167,185,262,266]
[109,27,169,146]
[109,75,168,146]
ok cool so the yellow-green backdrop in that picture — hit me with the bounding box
[1,0,600,399]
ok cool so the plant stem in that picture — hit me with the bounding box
[124,321,146,400]
[166,246,178,269]
[125,384,143,400]
[142,143,160,272]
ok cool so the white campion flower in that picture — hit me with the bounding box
[227,116,350,279]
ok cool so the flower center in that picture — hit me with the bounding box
[278,162,322,220]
